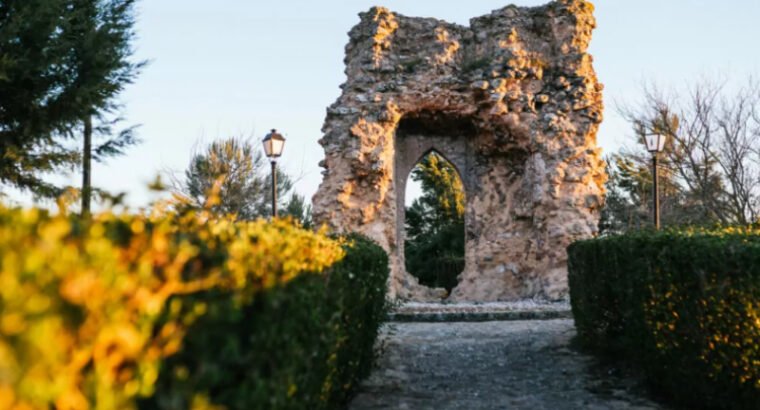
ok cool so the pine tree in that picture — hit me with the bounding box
[404,152,466,292]
[405,152,465,241]
[0,0,143,203]
[65,0,143,214]
[0,0,84,197]
[283,193,313,229]
[179,137,294,220]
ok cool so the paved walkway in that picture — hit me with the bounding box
[349,319,666,410]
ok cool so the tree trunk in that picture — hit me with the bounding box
[81,115,92,217]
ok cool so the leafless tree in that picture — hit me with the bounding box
[615,76,760,227]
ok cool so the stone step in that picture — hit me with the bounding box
[389,301,573,323]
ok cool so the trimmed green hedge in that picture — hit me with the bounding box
[139,234,389,410]
[0,207,350,409]
[568,229,760,410]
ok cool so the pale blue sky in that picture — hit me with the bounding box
[20,0,760,208]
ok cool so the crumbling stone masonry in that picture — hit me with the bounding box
[313,0,606,301]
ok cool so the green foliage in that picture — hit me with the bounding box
[0,0,87,197]
[0,202,387,409]
[181,137,294,220]
[0,0,143,198]
[406,152,464,237]
[68,0,143,212]
[283,193,313,229]
[323,233,389,404]
[0,205,345,409]
[568,228,760,409]
[607,78,760,232]
[140,234,389,410]
[599,154,684,233]
[405,221,464,292]
[404,152,465,291]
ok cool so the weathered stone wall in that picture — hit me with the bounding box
[313,0,606,301]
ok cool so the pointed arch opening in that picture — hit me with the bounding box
[404,149,465,295]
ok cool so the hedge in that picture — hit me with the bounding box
[568,228,760,409]
[139,233,389,410]
[0,206,389,409]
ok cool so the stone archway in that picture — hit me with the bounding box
[313,0,606,301]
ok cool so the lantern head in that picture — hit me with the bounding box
[645,133,666,153]
[262,129,286,160]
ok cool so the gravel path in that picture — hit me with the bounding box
[349,319,666,410]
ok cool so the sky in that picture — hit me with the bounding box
[15,0,760,209]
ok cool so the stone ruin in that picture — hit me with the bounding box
[312,0,606,301]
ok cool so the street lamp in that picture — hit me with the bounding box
[262,129,286,218]
[645,133,667,229]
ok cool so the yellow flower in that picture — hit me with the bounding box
[0,203,345,408]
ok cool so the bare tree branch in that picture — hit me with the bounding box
[608,75,760,231]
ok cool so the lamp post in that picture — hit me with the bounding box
[262,129,286,218]
[645,133,667,229]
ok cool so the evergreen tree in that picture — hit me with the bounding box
[283,193,313,229]
[404,152,465,292]
[599,154,684,234]
[405,152,464,241]
[180,137,294,220]
[65,0,143,214]
[0,0,84,197]
[0,0,143,203]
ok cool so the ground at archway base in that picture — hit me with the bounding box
[349,319,666,410]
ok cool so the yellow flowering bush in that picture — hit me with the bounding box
[568,228,760,409]
[0,205,345,409]
[141,232,389,410]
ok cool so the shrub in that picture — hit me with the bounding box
[568,228,760,410]
[324,233,389,404]
[0,205,388,409]
[140,233,389,410]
